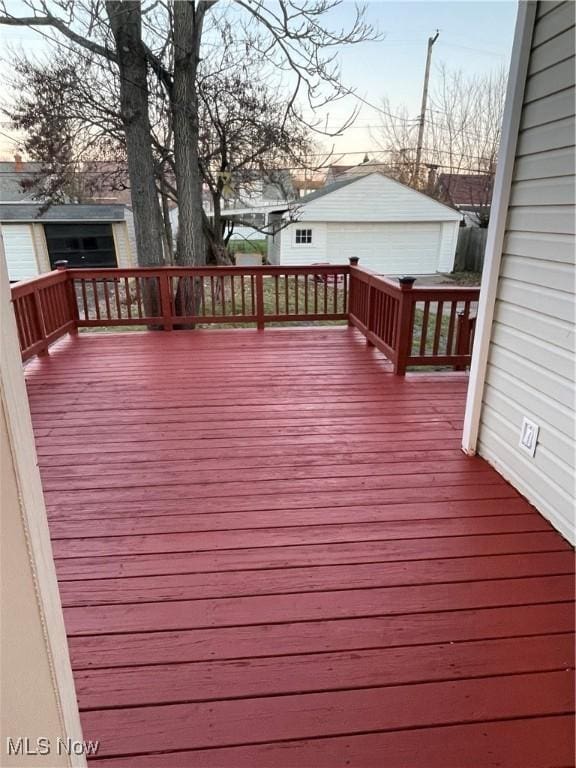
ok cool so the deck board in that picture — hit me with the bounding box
[26,327,575,766]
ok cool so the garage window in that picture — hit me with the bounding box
[44,223,118,268]
[295,228,312,244]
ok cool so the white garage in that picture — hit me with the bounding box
[267,172,461,274]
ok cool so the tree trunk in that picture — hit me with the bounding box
[106,1,165,270]
[159,175,174,264]
[172,1,206,268]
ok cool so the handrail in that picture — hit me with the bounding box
[10,261,480,373]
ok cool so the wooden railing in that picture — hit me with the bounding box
[66,265,348,329]
[11,270,77,361]
[348,264,479,374]
[11,261,479,373]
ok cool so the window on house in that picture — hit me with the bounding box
[295,228,312,244]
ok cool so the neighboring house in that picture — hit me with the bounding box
[0,154,135,206]
[463,0,575,543]
[322,164,356,185]
[436,173,495,227]
[0,155,42,202]
[266,172,461,274]
[0,203,136,281]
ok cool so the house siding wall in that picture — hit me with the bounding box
[477,0,575,542]
[297,173,461,223]
[279,220,458,274]
[280,222,328,266]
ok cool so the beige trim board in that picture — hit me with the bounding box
[0,233,86,766]
[462,1,538,454]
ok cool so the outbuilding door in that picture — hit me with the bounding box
[325,222,442,274]
[44,223,118,268]
[1,224,39,281]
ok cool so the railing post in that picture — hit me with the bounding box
[255,272,265,330]
[159,272,173,331]
[56,260,79,333]
[394,276,416,375]
[348,257,358,326]
[31,288,49,356]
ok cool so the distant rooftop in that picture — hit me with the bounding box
[437,173,494,207]
[0,202,126,222]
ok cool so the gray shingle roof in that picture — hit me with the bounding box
[0,203,126,222]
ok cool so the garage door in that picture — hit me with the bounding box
[1,224,39,282]
[44,223,118,268]
[325,222,442,274]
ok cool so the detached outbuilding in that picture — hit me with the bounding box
[267,172,461,274]
[0,203,136,281]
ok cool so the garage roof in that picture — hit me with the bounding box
[0,203,126,223]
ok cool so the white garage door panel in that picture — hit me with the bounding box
[2,224,39,281]
[326,222,442,274]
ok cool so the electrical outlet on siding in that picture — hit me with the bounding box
[519,417,539,458]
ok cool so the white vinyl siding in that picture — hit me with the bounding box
[297,173,460,223]
[280,223,328,266]
[1,224,39,281]
[477,0,576,542]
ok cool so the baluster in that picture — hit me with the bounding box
[240,275,246,316]
[294,274,299,316]
[432,301,444,356]
[124,278,132,319]
[230,275,236,316]
[256,272,265,330]
[113,279,122,320]
[446,302,457,355]
[134,277,143,319]
[419,301,430,355]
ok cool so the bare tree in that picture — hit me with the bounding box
[373,64,506,223]
[0,0,166,266]
[1,0,379,265]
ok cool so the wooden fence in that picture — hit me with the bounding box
[454,227,488,272]
[11,262,479,373]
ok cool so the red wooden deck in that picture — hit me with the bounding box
[25,327,575,767]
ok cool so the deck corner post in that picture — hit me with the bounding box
[31,288,49,356]
[255,272,265,330]
[62,264,81,334]
[394,276,416,375]
[159,272,173,331]
[347,259,358,325]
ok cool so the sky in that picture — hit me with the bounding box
[0,0,518,161]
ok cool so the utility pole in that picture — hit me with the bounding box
[414,30,440,185]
